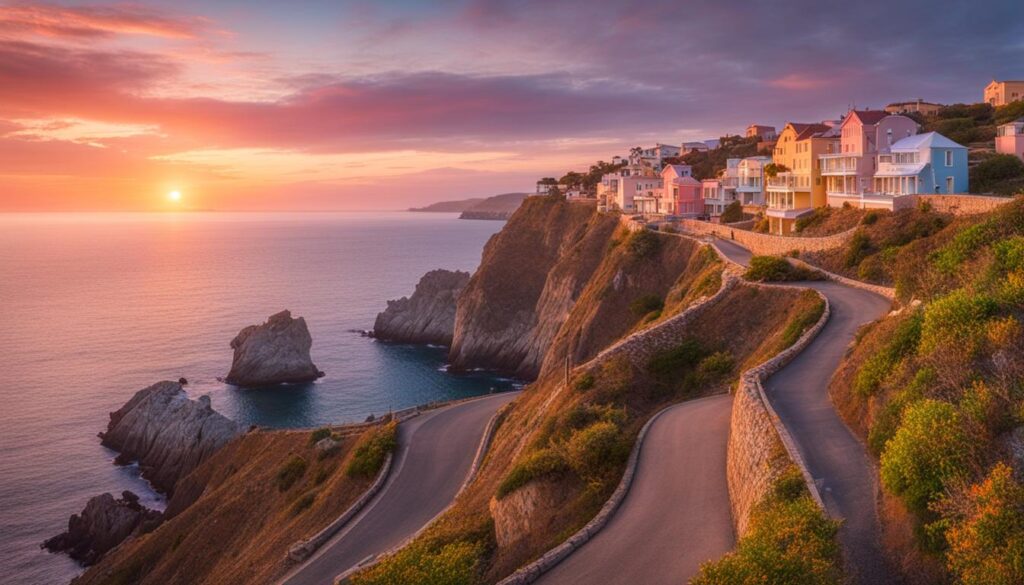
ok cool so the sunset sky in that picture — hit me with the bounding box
[1,0,1022,211]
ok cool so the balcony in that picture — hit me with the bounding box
[819,154,859,175]
[766,172,811,193]
[736,179,763,192]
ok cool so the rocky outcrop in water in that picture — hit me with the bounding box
[100,381,241,494]
[449,196,619,378]
[42,491,162,566]
[225,310,324,387]
[373,269,470,345]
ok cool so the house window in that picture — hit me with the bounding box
[945,150,953,167]
[946,176,954,193]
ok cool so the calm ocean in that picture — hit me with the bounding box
[0,211,515,584]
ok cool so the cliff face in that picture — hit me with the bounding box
[373,269,470,345]
[448,196,619,378]
[226,310,323,387]
[100,381,241,494]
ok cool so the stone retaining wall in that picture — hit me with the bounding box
[787,258,897,301]
[892,193,1014,215]
[676,219,855,255]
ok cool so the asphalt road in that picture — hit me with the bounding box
[279,392,518,585]
[535,395,735,585]
[714,238,901,584]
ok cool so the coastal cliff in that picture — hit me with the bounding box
[225,310,323,387]
[373,269,470,345]
[100,381,241,494]
[448,196,619,378]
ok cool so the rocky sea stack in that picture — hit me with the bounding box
[373,269,470,345]
[225,310,324,387]
[42,491,161,566]
[100,381,241,494]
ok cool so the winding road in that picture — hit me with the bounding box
[279,392,518,585]
[534,395,735,585]
[714,238,900,584]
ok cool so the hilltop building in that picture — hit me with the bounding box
[885,100,943,116]
[681,141,710,153]
[637,144,681,170]
[985,80,1024,107]
[746,124,778,141]
[996,119,1024,161]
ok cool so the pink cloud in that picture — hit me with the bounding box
[0,2,208,40]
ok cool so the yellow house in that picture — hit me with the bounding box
[765,122,838,234]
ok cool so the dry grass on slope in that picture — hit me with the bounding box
[75,428,376,585]
[352,279,824,585]
[791,205,868,237]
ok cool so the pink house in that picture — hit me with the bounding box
[662,165,702,217]
[997,118,1024,161]
[819,110,919,207]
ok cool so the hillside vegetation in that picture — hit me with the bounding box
[830,197,1024,584]
[352,212,827,584]
[73,426,384,585]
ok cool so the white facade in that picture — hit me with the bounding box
[735,156,771,206]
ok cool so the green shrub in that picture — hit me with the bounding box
[853,312,923,397]
[497,448,568,499]
[276,456,308,492]
[744,255,820,282]
[970,153,1024,194]
[647,339,707,380]
[693,469,841,585]
[931,222,994,274]
[698,351,735,379]
[352,540,483,585]
[314,464,334,485]
[572,372,595,392]
[918,290,998,355]
[777,298,826,351]
[857,255,886,282]
[629,294,664,316]
[346,422,398,479]
[309,427,332,445]
[627,229,661,258]
[867,367,934,455]
[880,399,974,512]
[862,211,880,225]
[720,200,744,223]
[844,231,872,268]
[291,491,316,515]
[563,403,627,431]
[564,421,626,479]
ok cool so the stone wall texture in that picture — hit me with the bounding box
[676,219,855,255]
[892,193,1014,215]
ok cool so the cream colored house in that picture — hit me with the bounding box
[765,122,838,234]
[985,80,1024,107]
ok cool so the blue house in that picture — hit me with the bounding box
[873,132,969,196]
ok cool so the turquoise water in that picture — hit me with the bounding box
[0,212,515,584]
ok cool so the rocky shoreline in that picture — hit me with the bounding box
[42,491,162,566]
[372,269,469,345]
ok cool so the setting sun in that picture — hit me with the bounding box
[167,190,182,202]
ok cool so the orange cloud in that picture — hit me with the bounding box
[768,73,830,91]
[0,2,207,40]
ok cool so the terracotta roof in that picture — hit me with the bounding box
[794,123,832,141]
[848,110,890,125]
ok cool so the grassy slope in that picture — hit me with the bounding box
[74,428,376,585]
[790,206,867,237]
[352,226,824,585]
[829,198,1024,584]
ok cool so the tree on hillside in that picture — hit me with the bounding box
[559,171,585,189]
[970,154,1024,195]
[682,135,759,180]
[764,163,790,178]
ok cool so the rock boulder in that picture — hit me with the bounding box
[373,269,470,345]
[42,491,162,566]
[100,381,241,494]
[225,310,324,387]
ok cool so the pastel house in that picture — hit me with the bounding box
[736,156,771,206]
[701,159,740,218]
[765,122,837,234]
[662,165,701,217]
[819,110,919,208]
[873,132,968,196]
[996,119,1024,161]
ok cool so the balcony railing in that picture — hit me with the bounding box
[819,155,859,174]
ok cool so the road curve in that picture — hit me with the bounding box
[279,392,518,585]
[535,394,735,585]
[714,238,900,584]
